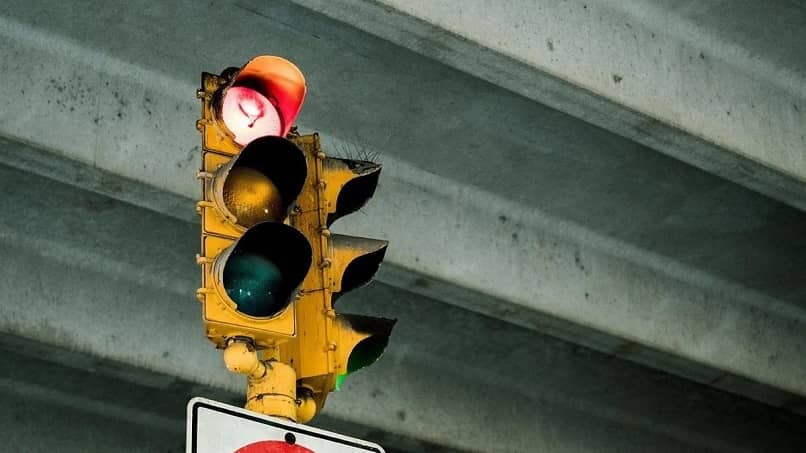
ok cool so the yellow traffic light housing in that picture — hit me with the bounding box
[274,135,396,411]
[197,58,310,347]
[196,56,394,423]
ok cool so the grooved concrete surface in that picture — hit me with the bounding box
[0,0,805,451]
[292,0,806,209]
[0,162,804,451]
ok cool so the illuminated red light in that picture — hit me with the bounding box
[222,86,283,145]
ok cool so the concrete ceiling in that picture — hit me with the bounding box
[294,0,806,208]
[0,0,804,451]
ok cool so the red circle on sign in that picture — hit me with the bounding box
[235,440,314,453]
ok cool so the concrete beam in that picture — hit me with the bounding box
[291,0,806,210]
[0,340,450,453]
[0,0,804,405]
[1,158,804,451]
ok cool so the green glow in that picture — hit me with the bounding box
[223,251,284,317]
[336,335,390,390]
[335,373,346,390]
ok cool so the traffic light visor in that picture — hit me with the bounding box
[329,235,388,303]
[334,315,396,389]
[215,222,312,318]
[323,158,381,227]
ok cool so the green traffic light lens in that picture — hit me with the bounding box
[223,251,285,317]
[218,222,312,320]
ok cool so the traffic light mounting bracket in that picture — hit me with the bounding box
[223,338,316,423]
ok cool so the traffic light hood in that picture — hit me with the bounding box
[329,234,388,302]
[323,158,381,226]
[334,314,396,389]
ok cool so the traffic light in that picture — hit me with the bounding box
[195,56,394,422]
[275,134,396,412]
[196,56,310,347]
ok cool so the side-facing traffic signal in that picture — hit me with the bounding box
[196,56,394,423]
[276,133,396,414]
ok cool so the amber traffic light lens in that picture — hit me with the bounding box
[223,167,284,227]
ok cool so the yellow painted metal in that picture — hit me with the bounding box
[295,387,318,424]
[197,61,392,423]
[328,235,388,294]
[223,340,298,421]
[197,71,298,347]
[279,133,337,392]
[223,339,266,376]
[321,158,374,218]
[276,134,394,412]
[245,360,298,420]
[332,316,374,371]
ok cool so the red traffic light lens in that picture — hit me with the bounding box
[222,86,282,145]
[218,56,306,141]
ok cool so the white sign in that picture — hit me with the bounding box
[187,397,385,453]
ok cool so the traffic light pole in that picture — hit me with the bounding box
[223,339,316,423]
